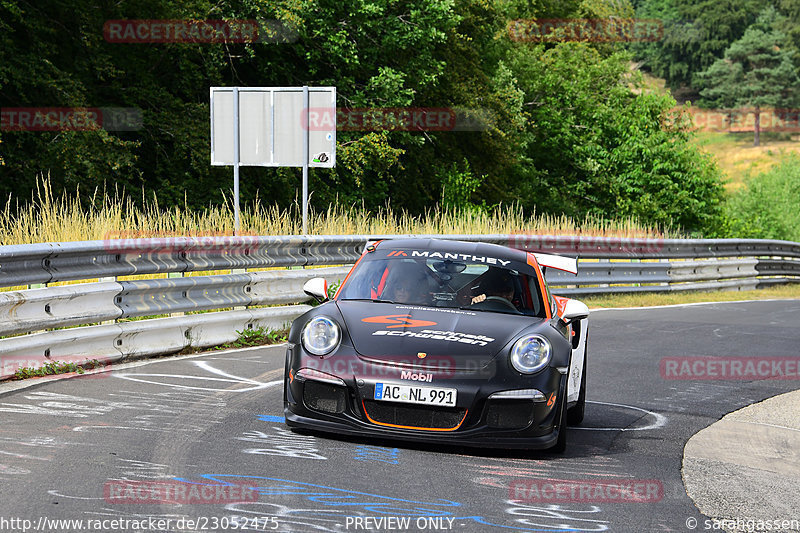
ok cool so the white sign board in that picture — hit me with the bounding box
[209,86,336,234]
[210,86,336,167]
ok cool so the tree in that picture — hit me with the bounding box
[0,0,728,236]
[631,0,764,92]
[695,7,800,146]
[776,0,800,55]
[505,43,724,233]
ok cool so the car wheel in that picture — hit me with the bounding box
[548,380,568,454]
[567,351,587,426]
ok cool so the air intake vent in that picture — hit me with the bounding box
[303,381,347,414]
[363,400,466,430]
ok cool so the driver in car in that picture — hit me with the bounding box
[471,270,516,307]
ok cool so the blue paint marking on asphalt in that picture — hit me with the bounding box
[257,415,286,423]
[170,474,581,532]
[354,445,400,464]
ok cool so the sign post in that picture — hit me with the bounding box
[232,87,240,232]
[210,86,336,234]
[302,86,309,235]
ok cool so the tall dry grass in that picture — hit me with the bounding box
[0,179,676,245]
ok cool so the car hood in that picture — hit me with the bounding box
[336,300,542,370]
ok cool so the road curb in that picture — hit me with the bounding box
[682,389,800,527]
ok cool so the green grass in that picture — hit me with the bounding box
[0,178,674,245]
[691,130,800,192]
[637,71,800,194]
[12,359,104,380]
[208,326,289,351]
[723,154,800,242]
[581,283,800,309]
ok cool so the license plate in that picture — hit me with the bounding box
[373,383,457,407]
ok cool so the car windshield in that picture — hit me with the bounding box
[337,253,546,317]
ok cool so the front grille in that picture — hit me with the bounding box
[362,400,466,430]
[303,381,347,414]
[485,399,534,429]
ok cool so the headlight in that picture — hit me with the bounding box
[301,316,341,356]
[510,335,551,374]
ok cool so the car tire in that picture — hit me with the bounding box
[567,350,587,426]
[548,379,568,454]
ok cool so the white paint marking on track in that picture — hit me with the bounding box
[72,425,178,433]
[112,374,264,392]
[0,450,51,461]
[113,360,282,393]
[47,489,108,501]
[192,360,275,386]
[571,401,668,432]
[0,344,287,396]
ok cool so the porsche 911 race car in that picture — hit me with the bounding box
[283,238,589,452]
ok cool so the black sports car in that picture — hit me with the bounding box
[283,238,589,452]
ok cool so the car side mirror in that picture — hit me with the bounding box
[303,278,329,303]
[561,299,589,323]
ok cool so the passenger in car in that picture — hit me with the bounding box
[386,263,433,305]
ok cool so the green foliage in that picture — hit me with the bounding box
[507,43,724,232]
[695,7,800,145]
[327,279,342,300]
[439,159,487,212]
[13,359,103,380]
[213,326,288,350]
[724,155,800,241]
[631,0,765,90]
[0,0,729,237]
[314,132,405,208]
[633,0,800,94]
[775,0,800,56]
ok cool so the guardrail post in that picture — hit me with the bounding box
[660,257,670,289]
[598,258,610,290]
[101,275,118,324]
[231,268,247,310]
[168,272,186,316]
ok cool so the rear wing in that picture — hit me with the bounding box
[532,253,578,275]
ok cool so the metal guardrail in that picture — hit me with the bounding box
[1,234,799,380]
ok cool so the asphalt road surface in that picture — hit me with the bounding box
[0,300,798,533]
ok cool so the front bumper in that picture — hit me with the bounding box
[283,344,566,450]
